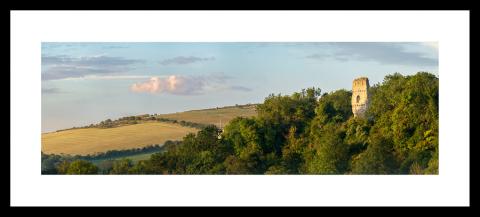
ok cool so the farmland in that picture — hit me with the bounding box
[42,104,258,156]
[41,122,198,155]
[157,104,257,127]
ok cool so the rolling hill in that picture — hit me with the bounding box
[41,104,258,155]
[156,104,257,127]
[41,122,198,155]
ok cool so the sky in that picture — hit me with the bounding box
[41,42,438,133]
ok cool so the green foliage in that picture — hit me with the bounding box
[224,155,249,174]
[64,160,98,175]
[157,118,210,129]
[306,123,349,174]
[56,160,71,174]
[351,132,397,174]
[302,89,353,174]
[257,88,320,129]
[315,89,353,125]
[256,87,321,154]
[223,117,260,156]
[41,152,62,174]
[111,159,133,174]
[96,160,115,174]
[41,144,168,174]
[343,117,372,162]
[138,125,230,174]
[281,127,307,173]
[424,149,439,174]
[344,117,370,147]
[127,160,151,174]
[265,165,289,174]
[365,72,439,173]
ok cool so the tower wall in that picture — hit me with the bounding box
[352,77,370,118]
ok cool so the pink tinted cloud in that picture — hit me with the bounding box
[130,75,252,95]
[130,75,204,95]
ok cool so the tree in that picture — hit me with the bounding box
[351,132,397,174]
[65,160,98,174]
[302,89,353,174]
[306,123,349,174]
[128,160,152,174]
[97,160,114,174]
[265,165,289,174]
[185,150,224,174]
[223,117,260,156]
[41,152,61,174]
[224,155,249,174]
[142,125,230,174]
[365,72,439,173]
[110,159,133,174]
[424,149,438,174]
[344,117,371,160]
[256,87,321,155]
[56,160,71,174]
[281,126,306,174]
[314,89,352,125]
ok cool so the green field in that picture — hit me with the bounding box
[122,152,157,162]
[90,151,158,165]
[157,104,257,127]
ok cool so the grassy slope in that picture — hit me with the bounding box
[157,104,257,127]
[42,122,197,155]
[42,105,258,156]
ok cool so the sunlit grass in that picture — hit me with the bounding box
[42,122,198,155]
[157,105,257,127]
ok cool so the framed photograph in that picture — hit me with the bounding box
[11,10,470,206]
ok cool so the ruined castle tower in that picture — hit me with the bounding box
[352,77,370,118]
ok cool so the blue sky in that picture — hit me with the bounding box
[41,42,438,132]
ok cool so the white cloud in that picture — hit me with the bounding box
[130,75,204,95]
[130,75,251,95]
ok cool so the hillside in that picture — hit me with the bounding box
[156,104,257,127]
[42,122,198,155]
[42,104,258,155]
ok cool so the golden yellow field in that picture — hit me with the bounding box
[157,105,257,127]
[42,105,258,155]
[42,122,198,155]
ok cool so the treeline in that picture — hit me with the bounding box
[41,141,180,174]
[55,104,258,132]
[188,103,258,112]
[86,114,155,129]
[57,115,209,132]
[120,72,438,175]
[55,115,147,131]
[47,72,438,175]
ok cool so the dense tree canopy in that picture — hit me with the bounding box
[61,160,98,175]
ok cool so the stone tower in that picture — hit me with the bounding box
[352,77,370,118]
